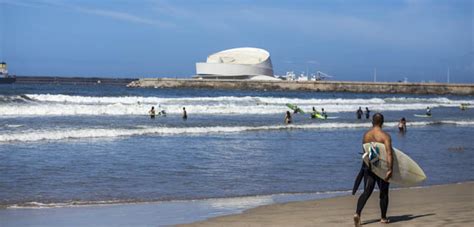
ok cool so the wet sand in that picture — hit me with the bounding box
[181,182,474,226]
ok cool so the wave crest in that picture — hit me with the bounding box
[1,121,472,143]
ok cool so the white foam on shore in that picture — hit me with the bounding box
[1,121,473,143]
[5,189,352,209]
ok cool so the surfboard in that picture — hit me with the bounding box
[362,142,426,186]
[414,114,431,118]
[311,113,338,119]
[315,113,327,119]
[286,103,305,114]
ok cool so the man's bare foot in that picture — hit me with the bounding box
[353,214,361,227]
[380,218,390,224]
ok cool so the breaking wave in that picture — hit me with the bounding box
[1,121,473,143]
[0,94,472,116]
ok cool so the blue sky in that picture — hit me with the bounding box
[1,0,472,82]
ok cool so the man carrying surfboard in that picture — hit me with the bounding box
[354,113,393,226]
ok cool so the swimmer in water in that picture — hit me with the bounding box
[149,106,156,119]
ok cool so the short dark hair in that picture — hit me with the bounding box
[372,113,384,126]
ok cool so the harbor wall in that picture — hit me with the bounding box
[15,76,136,86]
[127,78,474,95]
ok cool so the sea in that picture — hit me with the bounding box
[0,83,473,225]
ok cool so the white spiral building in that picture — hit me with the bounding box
[195,47,278,80]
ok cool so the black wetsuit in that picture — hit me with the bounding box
[355,162,390,220]
[357,110,363,119]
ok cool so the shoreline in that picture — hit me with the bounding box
[181,181,474,226]
[0,182,472,226]
[127,78,474,95]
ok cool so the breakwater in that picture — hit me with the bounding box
[127,78,474,95]
[15,76,136,86]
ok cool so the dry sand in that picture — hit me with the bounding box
[181,182,474,226]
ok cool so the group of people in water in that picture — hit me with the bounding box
[284,105,425,134]
[149,106,187,120]
[146,103,460,135]
[284,106,327,124]
[356,107,371,119]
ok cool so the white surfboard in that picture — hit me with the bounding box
[414,114,431,118]
[362,142,426,186]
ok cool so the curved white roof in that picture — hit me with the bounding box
[207,47,271,65]
[196,47,276,80]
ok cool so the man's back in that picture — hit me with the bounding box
[363,127,391,145]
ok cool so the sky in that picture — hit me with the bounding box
[0,0,472,82]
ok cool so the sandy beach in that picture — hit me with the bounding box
[182,182,474,226]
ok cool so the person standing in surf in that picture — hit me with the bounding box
[354,113,393,226]
[182,107,187,120]
[356,107,363,119]
[149,106,156,119]
[426,106,432,116]
[398,117,407,133]
[311,107,317,119]
[284,111,292,124]
[293,105,301,114]
[365,107,370,119]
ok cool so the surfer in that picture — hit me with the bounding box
[311,107,318,119]
[426,107,431,116]
[321,108,327,119]
[365,107,370,119]
[356,107,363,119]
[354,113,393,226]
[284,111,292,124]
[294,105,300,114]
[398,117,407,133]
[182,107,187,120]
[149,106,156,119]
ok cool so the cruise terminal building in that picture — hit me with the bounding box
[195,47,278,80]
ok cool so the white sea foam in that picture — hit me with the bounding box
[25,94,474,105]
[1,93,473,116]
[1,121,472,143]
[4,124,23,128]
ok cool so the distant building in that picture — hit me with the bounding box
[0,62,8,76]
[0,62,16,84]
[195,47,278,80]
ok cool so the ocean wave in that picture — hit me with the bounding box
[0,103,467,116]
[1,121,473,143]
[0,95,34,103]
[24,94,474,105]
[0,94,471,116]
